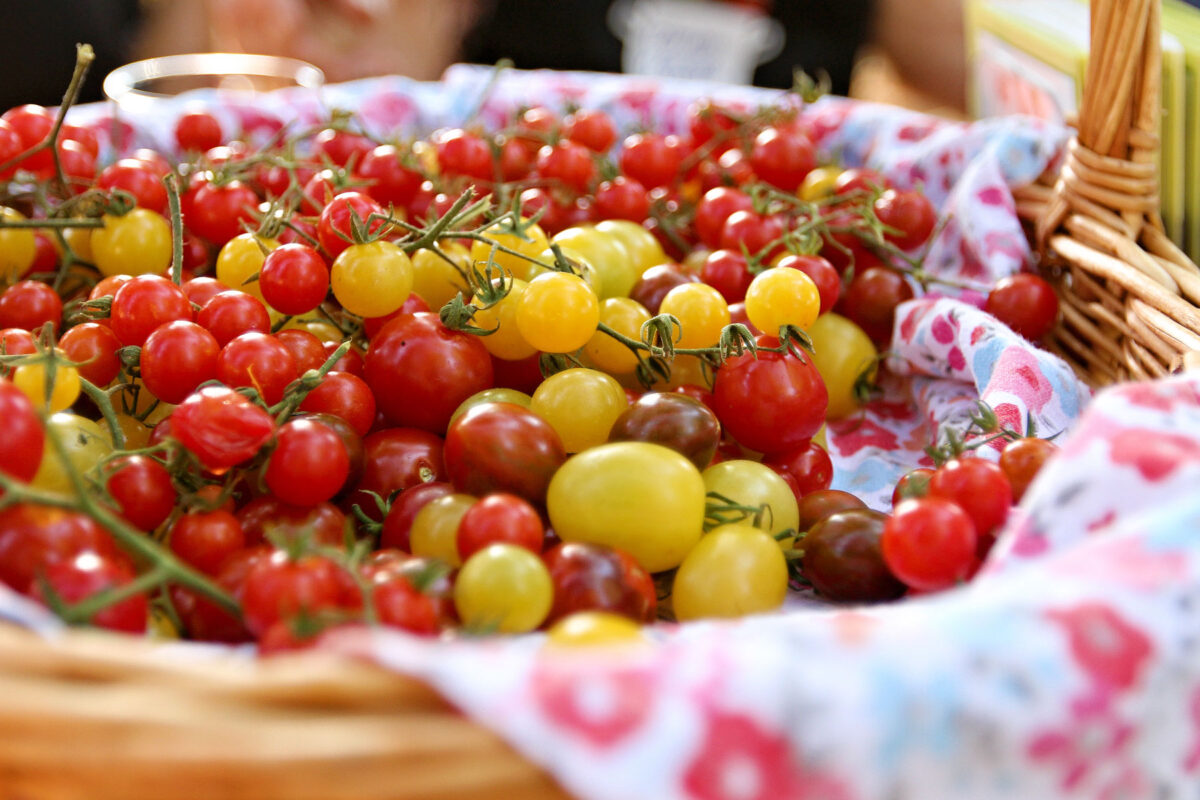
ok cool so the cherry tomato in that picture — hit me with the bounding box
[454,543,553,633]
[175,111,223,152]
[106,455,176,531]
[12,353,81,414]
[260,243,330,315]
[434,129,493,181]
[594,176,650,222]
[472,277,538,361]
[0,279,61,333]
[892,467,934,505]
[140,320,220,405]
[882,497,977,591]
[619,133,685,189]
[806,312,878,420]
[564,109,617,153]
[31,414,111,497]
[170,385,276,472]
[515,270,600,353]
[189,180,259,246]
[874,189,936,250]
[537,141,596,193]
[530,368,628,453]
[238,497,348,548]
[364,312,494,433]
[673,524,787,620]
[712,337,828,454]
[762,440,833,500]
[214,233,278,304]
[444,402,566,506]
[241,551,346,637]
[928,457,1013,539]
[703,459,800,543]
[986,273,1059,341]
[331,240,414,319]
[775,254,840,316]
[345,427,447,522]
[410,493,475,567]
[0,207,37,282]
[797,489,867,531]
[265,418,351,506]
[542,541,655,624]
[803,509,906,602]
[110,274,192,347]
[629,264,699,314]
[217,332,299,406]
[35,552,148,634]
[0,503,117,594]
[744,266,821,334]
[408,244,470,311]
[312,128,373,168]
[97,159,168,214]
[659,282,730,349]
[0,379,44,486]
[545,612,646,647]
[608,391,720,471]
[749,126,816,191]
[356,144,425,208]
[837,267,914,345]
[379,481,454,551]
[169,509,246,575]
[999,437,1058,502]
[548,441,705,573]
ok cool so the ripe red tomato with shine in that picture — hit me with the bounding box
[364,312,493,433]
[712,336,828,455]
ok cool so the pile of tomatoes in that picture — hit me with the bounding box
[0,84,1062,650]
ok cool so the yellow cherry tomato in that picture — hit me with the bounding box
[743,266,821,334]
[409,493,475,567]
[515,270,599,353]
[90,209,173,278]
[551,225,636,299]
[472,277,538,361]
[798,166,842,202]
[471,219,550,280]
[702,460,800,545]
[410,243,470,310]
[331,240,414,318]
[659,282,730,349]
[527,246,603,294]
[0,207,36,282]
[672,524,788,621]
[545,612,647,648]
[454,543,553,634]
[531,367,628,453]
[594,219,667,278]
[548,441,706,573]
[32,413,112,496]
[585,297,652,376]
[807,312,878,420]
[12,356,81,413]
[215,233,278,302]
[61,227,94,263]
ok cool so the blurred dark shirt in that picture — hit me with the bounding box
[462,0,874,94]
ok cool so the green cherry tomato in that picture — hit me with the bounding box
[548,441,706,573]
[454,543,553,633]
[672,523,788,621]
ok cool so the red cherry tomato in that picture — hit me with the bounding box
[986,273,1059,341]
[443,402,567,507]
[169,510,246,575]
[140,320,220,405]
[170,385,276,472]
[882,497,977,591]
[928,457,1013,539]
[265,418,351,506]
[110,275,193,347]
[457,492,545,560]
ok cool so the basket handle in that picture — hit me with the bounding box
[1025,0,1200,383]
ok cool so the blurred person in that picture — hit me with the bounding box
[1,0,965,111]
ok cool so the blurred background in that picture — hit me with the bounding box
[0,0,967,115]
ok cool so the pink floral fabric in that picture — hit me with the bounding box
[12,68,1196,800]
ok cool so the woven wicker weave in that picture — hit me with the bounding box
[1,1,1194,798]
[1015,0,1200,385]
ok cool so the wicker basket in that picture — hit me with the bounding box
[2,1,1198,798]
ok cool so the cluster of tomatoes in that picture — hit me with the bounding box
[0,89,1062,650]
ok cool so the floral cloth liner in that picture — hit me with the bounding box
[5,65,1196,799]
